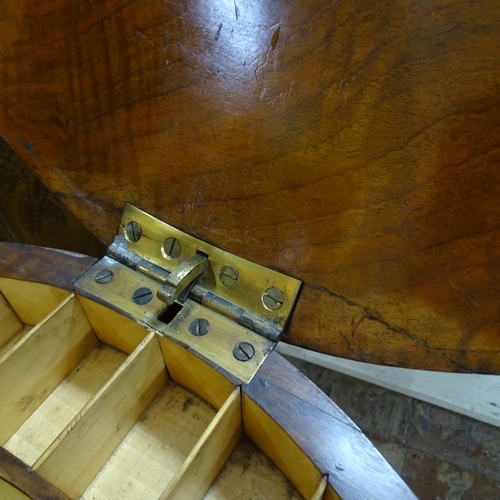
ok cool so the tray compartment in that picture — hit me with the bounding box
[4,342,127,465]
[33,332,167,498]
[0,294,97,446]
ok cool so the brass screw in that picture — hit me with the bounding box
[233,342,255,361]
[163,237,181,259]
[219,266,238,287]
[125,221,142,242]
[132,287,153,305]
[94,269,114,284]
[189,318,210,337]
[262,287,285,311]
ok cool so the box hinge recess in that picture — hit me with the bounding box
[75,203,301,383]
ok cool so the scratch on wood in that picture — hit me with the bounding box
[450,280,479,306]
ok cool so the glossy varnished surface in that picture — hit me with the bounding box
[1,1,500,370]
[243,351,416,499]
[0,243,96,290]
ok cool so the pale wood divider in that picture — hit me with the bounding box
[159,387,243,500]
[0,325,33,360]
[325,483,342,500]
[311,476,329,500]
[157,335,236,410]
[0,292,32,359]
[0,294,97,446]
[0,278,70,325]
[0,292,23,347]
[77,296,237,407]
[242,393,323,500]
[33,332,167,499]
[77,296,150,355]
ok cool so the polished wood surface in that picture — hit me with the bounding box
[1,1,500,371]
[244,351,417,499]
[0,138,105,258]
[0,243,96,290]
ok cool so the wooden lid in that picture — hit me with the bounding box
[2,0,500,372]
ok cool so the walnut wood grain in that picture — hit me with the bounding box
[244,351,417,499]
[0,243,96,290]
[1,0,500,371]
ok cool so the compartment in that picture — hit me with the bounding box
[32,331,167,498]
[0,285,316,500]
[0,279,71,359]
[0,278,70,325]
[0,291,28,358]
[0,294,97,446]
[205,437,304,500]
[4,342,127,465]
[82,380,217,499]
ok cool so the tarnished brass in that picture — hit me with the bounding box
[75,203,301,381]
[157,253,207,305]
[75,257,273,383]
[107,203,302,341]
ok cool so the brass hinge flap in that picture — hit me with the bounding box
[75,203,301,383]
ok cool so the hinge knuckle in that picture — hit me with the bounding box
[75,203,301,382]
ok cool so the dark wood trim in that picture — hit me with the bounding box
[0,448,69,500]
[0,243,96,290]
[245,351,416,500]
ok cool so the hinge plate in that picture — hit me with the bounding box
[75,203,301,382]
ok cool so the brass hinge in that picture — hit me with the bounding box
[75,203,301,382]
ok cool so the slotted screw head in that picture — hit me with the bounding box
[125,221,142,242]
[233,342,255,362]
[132,287,153,305]
[94,269,114,284]
[188,318,210,337]
[262,287,285,311]
[162,237,181,259]
[219,266,238,287]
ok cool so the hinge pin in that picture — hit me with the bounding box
[233,342,255,361]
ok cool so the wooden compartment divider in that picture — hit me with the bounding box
[311,476,329,500]
[0,278,70,325]
[0,294,97,446]
[325,483,343,500]
[242,393,322,500]
[4,345,128,466]
[33,332,168,499]
[159,387,242,500]
[0,292,32,359]
[157,335,235,410]
[0,325,33,360]
[77,296,150,355]
[0,292,22,346]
